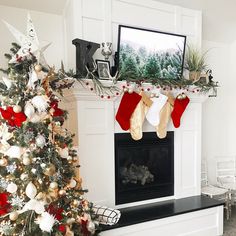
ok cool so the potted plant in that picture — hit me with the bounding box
[184,45,208,82]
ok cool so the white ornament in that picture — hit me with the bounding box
[59,147,69,159]
[22,157,31,165]
[49,182,58,189]
[20,173,28,180]
[31,168,37,174]
[40,163,46,168]
[9,211,19,221]
[36,212,56,233]
[4,146,23,158]
[0,123,13,152]
[36,135,46,148]
[27,69,39,89]
[13,105,22,113]
[25,182,37,199]
[69,179,77,188]
[22,199,45,214]
[24,102,35,119]
[3,13,51,64]
[7,182,17,193]
[31,95,49,112]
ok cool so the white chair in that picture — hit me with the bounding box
[201,160,231,220]
[216,156,236,190]
[216,156,236,208]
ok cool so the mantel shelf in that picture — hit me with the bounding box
[63,79,210,103]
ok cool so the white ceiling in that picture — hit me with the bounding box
[0,0,67,15]
[0,0,235,43]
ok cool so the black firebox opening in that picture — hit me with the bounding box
[115,132,174,205]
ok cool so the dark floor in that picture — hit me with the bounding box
[224,207,236,236]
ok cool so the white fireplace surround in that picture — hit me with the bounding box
[63,81,207,208]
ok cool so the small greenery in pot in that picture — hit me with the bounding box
[184,45,208,82]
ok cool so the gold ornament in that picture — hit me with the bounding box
[13,105,22,113]
[22,156,31,165]
[34,64,42,72]
[71,199,79,207]
[59,189,66,196]
[67,156,73,164]
[44,164,56,176]
[49,182,58,189]
[72,157,78,163]
[9,211,19,221]
[0,158,8,166]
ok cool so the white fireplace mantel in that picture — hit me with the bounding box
[62,80,208,208]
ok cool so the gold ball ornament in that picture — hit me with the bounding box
[22,157,31,165]
[44,164,56,176]
[59,189,66,196]
[49,182,58,189]
[9,211,19,221]
[34,64,42,72]
[13,105,22,113]
[0,158,8,166]
[67,156,73,163]
[71,199,80,207]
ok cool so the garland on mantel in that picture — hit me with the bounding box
[75,69,219,99]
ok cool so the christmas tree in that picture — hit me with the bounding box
[0,15,98,236]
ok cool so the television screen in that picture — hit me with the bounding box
[117,25,186,80]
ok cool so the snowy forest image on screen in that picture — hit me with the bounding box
[118,26,186,80]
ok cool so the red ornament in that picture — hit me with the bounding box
[0,193,11,216]
[0,107,26,127]
[58,224,66,233]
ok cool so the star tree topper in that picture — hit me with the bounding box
[3,13,51,64]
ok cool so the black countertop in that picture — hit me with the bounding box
[101,195,224,231]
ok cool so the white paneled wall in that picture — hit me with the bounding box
[63,0,202,70]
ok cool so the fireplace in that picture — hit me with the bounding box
[115,132,174,205]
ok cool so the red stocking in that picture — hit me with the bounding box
[116,92,142,131]
[171,96,190,128]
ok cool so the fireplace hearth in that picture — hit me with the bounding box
[115,132,174,205]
